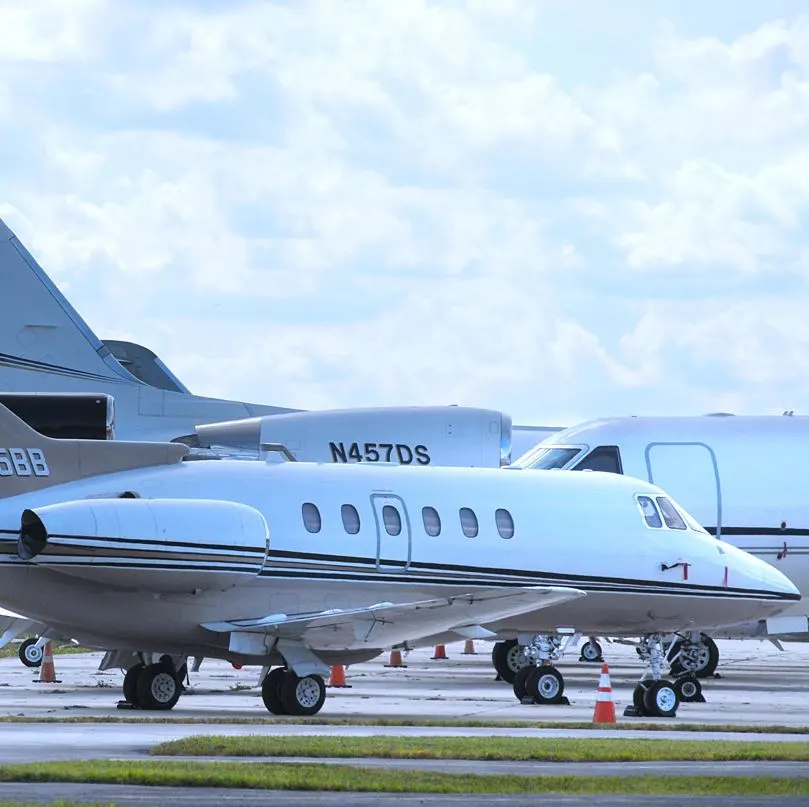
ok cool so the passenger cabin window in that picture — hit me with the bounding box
[382,504,402,536]
[656,497,687,530]
[495,508,514,539]
[341,504,360,535]
[637,496,662,528]
[573,445,623,475]
[422,506,441,537]
[460,507,478,538]
[302,502,322,533]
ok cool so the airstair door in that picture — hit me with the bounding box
[645,442,722,538]
[370,493,412,571]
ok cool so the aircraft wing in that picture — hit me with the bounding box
[202,585,585,652]
[0,615,40,649]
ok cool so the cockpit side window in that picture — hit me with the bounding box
[637,495,662,528]
[572,445,623,474]
[656,496,687,530]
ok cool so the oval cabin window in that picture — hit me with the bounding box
[341,504,360,535]
[422,506,441,537]
[459,507,478,538]
[383,504,402,536]
[495,508,514,539]
[302,502,322,533]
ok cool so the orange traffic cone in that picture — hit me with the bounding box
[327,664,351,688]
[592,662,616,723]
[37,642,59,684]
[384,649,407,668]
[431,644,448,660]
[462,639,477,655]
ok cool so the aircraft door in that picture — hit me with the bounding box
[645,442,722,537]
[370,493,412,571]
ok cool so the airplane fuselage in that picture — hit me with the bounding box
[0,459,797,664]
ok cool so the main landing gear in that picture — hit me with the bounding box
[625,633,683,718]
[511,634,574,705]
[668,632,719,679]
[119,655,187,711]
[491,639,530,684]
[261,667,327,716]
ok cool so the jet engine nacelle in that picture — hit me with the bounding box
[17,498,269,593]
[191,406,513,467]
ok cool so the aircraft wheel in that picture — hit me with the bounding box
[18,638,43,668]
[512,666,533,701]
[579,639,602,663]
[642,679,679,718]
[135,662,181,711]
[525,666,565,704]
[261,667,289,715]
[632,682,650,715]
[669,634,719,679]
[674,675,703,703]
[492,639,529,684]
[122,663,145,706]
[280,672,326,717]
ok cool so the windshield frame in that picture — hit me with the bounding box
[513,444,587,470]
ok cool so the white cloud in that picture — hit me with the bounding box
[2,1,809,426]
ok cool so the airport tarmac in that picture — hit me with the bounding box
[0,638,807,729]
[0,639,806,805]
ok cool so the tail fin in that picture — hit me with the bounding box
[102,340,191,394]
[0,218,140,390]
[0,402,187,500]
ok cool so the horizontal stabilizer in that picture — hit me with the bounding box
[202,585,586,651]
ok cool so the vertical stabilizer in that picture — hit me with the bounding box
[0,218,139,389]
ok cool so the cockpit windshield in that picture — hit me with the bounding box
[514,445,583,470]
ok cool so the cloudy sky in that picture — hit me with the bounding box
[2,0,808,428]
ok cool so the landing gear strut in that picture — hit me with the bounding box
[625,633,680,718]
[512,633,573,705]
[261,667,326,716]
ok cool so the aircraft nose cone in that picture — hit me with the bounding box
[720,541,801,600]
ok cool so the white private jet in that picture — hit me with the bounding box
[506,414,809,681]
[0,403,798,718]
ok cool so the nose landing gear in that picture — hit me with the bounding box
[625,633,680,718]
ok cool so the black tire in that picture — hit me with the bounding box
[674,675,702,703]
[632,683,649,715]
[261,667,289,715]
[525,666,565,704]
[492,640,529,684]
[669,635,719,679]
[643,680,679,718]
[123,663,145,706]
[280,672,326,717]
[579,639,602,663]
[512,666,533,701]
[18,638,43,668]
[135,663,181,711]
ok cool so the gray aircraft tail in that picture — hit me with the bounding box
[0,402,186,500]
[0,218,141,391]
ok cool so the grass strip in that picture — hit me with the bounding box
[0,645,91,660]
[0,760,807,796]
[0,715,805,733]
[150,735,809,761]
